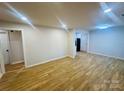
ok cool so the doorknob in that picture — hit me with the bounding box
[6,49,9,52]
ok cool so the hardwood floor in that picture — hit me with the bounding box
[0,52,124,91]
[5,62,25,72]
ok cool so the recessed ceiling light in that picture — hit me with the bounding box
[104,8,111,13]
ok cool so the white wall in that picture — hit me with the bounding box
[0,54,3,78]
[0,21,68,67]
[0,52,2,78]
[89,26,124,60]
[68,30,76,58]
[81,32,88,52]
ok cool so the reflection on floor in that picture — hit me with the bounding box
[5,62,25,72]
[0,52,124,90]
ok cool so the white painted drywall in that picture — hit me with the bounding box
[0,21,68,67]
[0,56,3,78]
[0,52,2,78]
[89,26,124,59]
[81,32,88,52]
[68,30,76,58]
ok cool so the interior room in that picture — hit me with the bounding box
[0,2,124,91]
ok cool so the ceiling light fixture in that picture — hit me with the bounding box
[56,16,68,31]
[21,16,28,21]
[104,8,112,13]
[95,24,113,29]
[4,3,37,30]
[62,24,67,28]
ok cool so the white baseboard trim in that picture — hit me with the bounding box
[88,51,124,60]
[67,55,75,59]
[0,73,3,79]
[26,55,68,68]
[11,60,24,64]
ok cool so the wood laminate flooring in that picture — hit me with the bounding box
[5,62,25,72]
[0,52,124,91]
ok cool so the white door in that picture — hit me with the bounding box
[0,51,5,75]
[0,31,10,64]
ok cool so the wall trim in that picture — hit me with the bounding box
[0,20,64,31]
[88,51,124,60]
[67,55,75,59]
[11,60,24,64]
[0,73,3,79]
[26,55,69,68]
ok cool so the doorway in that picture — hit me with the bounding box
[0,30,25,73]
[75,31,88,53]
[75,32,82,52]
[76,38,81,51]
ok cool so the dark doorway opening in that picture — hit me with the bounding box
[76,38,81,52]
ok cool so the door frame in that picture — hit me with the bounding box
[0,27,26,74]
[0,53,5,74]
[0,31,11,65]
[75,31,89,53]
[0,30,10,74]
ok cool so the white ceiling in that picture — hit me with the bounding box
[0,2,124,30]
